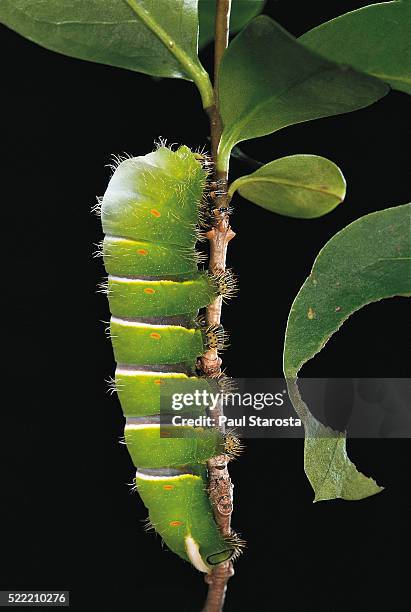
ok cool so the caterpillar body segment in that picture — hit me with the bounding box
[125,423,222,469]
[110,317,204,366]
[115,369,216,417]
[107,273,217,318]
[102,236,199,277]
[101,145,236,572]
[136,470,234,570]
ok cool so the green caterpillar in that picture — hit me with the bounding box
[99,144,240,572]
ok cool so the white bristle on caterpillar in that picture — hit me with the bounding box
[96,278,110,296]
[195,227,209,243]
[154,136,169,150]
[107,152,134,174]
[92,240,105,259]
[91,196,103,218]
[102,320,117,340]
[198,196,212,228]
[193,150,214,172]
[193,249,207,265]
[142,516,156,533]
[127,479,138,494]
[105,376,119,395]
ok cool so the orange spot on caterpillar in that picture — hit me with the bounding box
[137,249,148,256]
[144,288,155,294]
[154,379,163,385]
[163,485,174,490]
[150,209,161,218]
[150,333,161,340]
[169,521,182,527]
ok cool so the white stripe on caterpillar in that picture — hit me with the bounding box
[136,471,195,481]
[116,368,187,377]
[125,424,160,430]
[111,316,195,330]
[185,536,210,573]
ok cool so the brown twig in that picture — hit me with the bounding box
[201,0,234,375]
[200,2,235,611]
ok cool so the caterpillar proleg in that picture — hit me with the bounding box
[100,145,238,572]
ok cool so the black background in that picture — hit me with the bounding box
[1,1,410,610]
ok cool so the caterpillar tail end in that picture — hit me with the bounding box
[135,468,237,573]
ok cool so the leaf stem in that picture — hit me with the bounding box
[201,2,235,612]
[125,0,214,108]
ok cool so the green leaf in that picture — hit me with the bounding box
[228,155,346,219]
[284,204,411,376]
[284,203,411,501]
[0,0,213,106]
[288,384,384,502]
[198,0,266,48]
[300,1,411,95]
[218,16,389,171]
[304,424,384,502]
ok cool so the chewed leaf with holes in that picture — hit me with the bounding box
[218,16,388,170]
[228,155,346,218]
[300,1,411,94]
[284,204,411,501]
[100,145,242,572]
[0,0,209,87]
